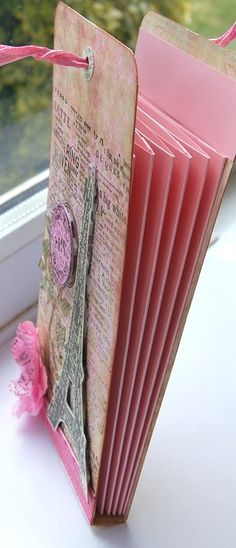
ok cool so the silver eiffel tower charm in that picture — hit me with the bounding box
[48,165,97,501]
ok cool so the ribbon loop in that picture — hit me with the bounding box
[211,21,236,47]
[0,44,89,68]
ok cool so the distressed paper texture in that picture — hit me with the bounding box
[47,169,97,501]
[37,1,137,493]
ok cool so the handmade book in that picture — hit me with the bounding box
[12,2,236,525]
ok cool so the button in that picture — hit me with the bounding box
[50,203,77,288]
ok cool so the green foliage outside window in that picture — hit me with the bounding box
[0,1,189,124]
[0,1,189,193]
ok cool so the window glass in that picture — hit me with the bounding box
[0,1,235,198]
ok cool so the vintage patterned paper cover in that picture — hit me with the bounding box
[37,1,137,523]
[37,6,236,525]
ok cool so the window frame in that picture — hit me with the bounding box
[0,169,48,345]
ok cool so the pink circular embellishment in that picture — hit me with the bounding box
[50,203,77,287]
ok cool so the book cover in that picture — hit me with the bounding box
[10,3,236,525]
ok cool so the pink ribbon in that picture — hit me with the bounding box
[0,20,235,69]
[211,21,236,47]
[0,44,89,68]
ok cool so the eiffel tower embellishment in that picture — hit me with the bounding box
[48,165,97,501]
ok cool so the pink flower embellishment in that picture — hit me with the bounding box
[10,321,48,419]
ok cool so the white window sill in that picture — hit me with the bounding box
[0,165,236,547]
[0,214,236,545]
[0,169,48,261]
[0,170,48,344]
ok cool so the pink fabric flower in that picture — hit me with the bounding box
[10,321,48,419]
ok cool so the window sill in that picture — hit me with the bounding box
[0,172,48,343]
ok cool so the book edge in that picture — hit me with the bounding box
[123,157,233,517]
